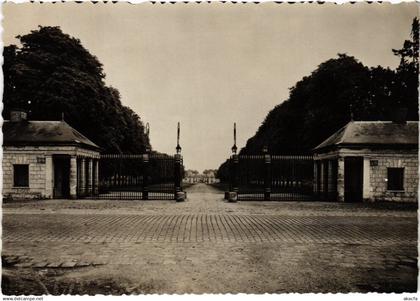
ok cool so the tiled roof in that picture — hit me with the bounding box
[3,120,100,150]
[314,121,419,151]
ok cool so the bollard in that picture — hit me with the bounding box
[227,191,238,202]
[176,191,186,202]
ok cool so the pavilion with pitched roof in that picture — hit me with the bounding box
[313,120,418,203]
[3,110,101,200]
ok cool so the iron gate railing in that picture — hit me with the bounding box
[227,154,315,201]
[84,153,183,200]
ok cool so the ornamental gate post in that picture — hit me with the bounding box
[142,153,149,200]
[227,154,239,202]
[263,147,271,201]
[227,123,239,202]
[142,122,150,200]
[228,156,233,195]
[175,122,185,202]
[174,154,182,200]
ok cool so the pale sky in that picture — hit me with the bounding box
[3,2,418,172]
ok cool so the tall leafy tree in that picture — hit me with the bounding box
[3,45,18,109]
[392,17,419,119]
[218,18,419,180]
[3,26,151,153]
[241,54,375,155]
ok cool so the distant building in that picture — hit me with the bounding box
[183,169,219,184]
[313,121,418,202]
[2,111,101,200]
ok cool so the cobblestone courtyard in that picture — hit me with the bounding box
[2,184,418,294]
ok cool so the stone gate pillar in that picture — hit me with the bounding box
[45,155,53,198]
[363,158,371,201]
[318,160,323,197]
[94,159,99,195]
[313,159,318,197]
[70,156,77,199]
[337,157,345,202]
[327,160,334,200]
[87,158,93,195]
[80,158,86,196]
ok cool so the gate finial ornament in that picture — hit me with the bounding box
[145,122,150,138]
[145,122,151,153]
[231,122,237,154]
[176,122,182,154]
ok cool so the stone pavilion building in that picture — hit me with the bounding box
[313,120,418,203]
[2,111,101,200]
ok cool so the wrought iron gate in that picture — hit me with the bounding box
[92,153,183,200]
[228,154,315,201]
[225,123,314,201]
[80,122,184,200]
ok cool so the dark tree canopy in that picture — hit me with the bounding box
[217,18,419,181]
[3,26,151,153]
[392,17,419,109]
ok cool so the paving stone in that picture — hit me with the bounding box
[46,262,62,268]
[15,262,33,268]
[2,213,416,244]
[75,261,91,267]
[61,261,77,268]
[32,262,48,268]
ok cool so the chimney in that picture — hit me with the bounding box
[10,110,28,122]
[392,107,408,124]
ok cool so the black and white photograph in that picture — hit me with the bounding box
[1,1,419,296]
